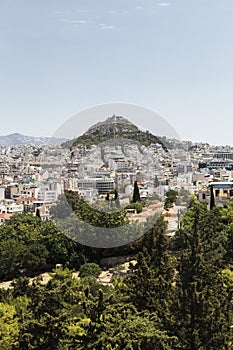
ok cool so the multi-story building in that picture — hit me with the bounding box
[77,177,114,195]
[37,190,57,203]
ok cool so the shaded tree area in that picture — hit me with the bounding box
[50,190,147,255]
[0,214,97,281]
[51,191,127,229]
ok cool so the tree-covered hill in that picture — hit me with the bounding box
[62,115,168,150]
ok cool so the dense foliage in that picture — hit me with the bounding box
[51,191,127,228]
[0,200,232,349]
[0,214,98,281]
[50,191,148,249]
[63,129,168,151]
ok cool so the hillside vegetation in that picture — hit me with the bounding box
[63,115,168,150]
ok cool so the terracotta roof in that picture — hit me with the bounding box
[0,213,13,219]
[17,197,35,201]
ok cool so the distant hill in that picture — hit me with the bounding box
[63,115,168,150]
[0,133,68,146]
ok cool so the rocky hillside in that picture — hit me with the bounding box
[63,115,168,150]
[87,115,139,134]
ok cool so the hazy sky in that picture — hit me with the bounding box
[1,0,233,145]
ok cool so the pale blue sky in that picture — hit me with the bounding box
[1,0,233,145]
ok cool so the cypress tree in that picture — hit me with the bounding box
[210,185,215,210]
[132,181,141,203]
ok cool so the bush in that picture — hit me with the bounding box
[79,263,102,278]
[164,190,178,210]
[125,202,143,213]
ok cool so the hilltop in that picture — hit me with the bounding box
[87,115,139,134]
[63,115,168,150]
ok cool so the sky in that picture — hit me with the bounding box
[1,0,233,145]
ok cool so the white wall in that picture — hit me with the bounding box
[0,188,5,200]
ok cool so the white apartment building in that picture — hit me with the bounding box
[37,190,57,203]
[109,157,130,172]
[0,200,24,214]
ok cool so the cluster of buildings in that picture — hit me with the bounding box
[0,145,62,224]
[1,138,233,224]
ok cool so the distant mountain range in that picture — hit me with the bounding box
[0,133,68,146]
[63,115,168,150]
